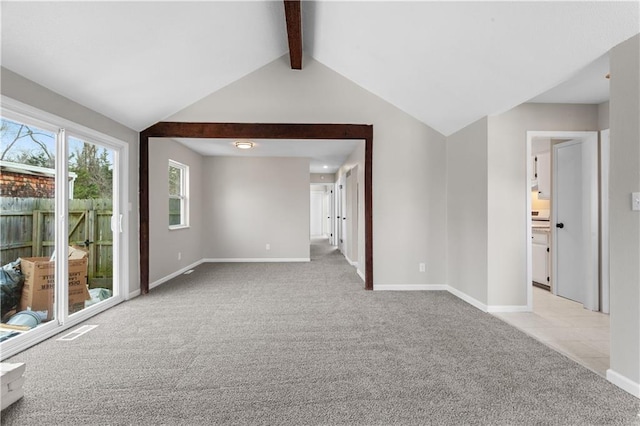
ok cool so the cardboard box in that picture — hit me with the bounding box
[19,255,90,320]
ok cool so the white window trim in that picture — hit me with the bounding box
[168,159,189,230]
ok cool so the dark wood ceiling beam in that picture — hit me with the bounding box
[143,122,370,140]
[284,0,302,69]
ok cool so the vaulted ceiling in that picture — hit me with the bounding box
[1,1,638,136]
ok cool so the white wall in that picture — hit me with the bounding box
[310,189,324,237]
[0,67,140,296]
[167,56,447,286]
[310,173,335,184]
[202,156,310,260]
[148,138,203,284]
[608,33,640,395]
[447,117,489,304]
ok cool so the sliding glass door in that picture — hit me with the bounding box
[0,100,127,357]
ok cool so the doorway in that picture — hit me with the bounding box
[139,122,374,291]
[526,131,600,311]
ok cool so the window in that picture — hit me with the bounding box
[168,160,188,229]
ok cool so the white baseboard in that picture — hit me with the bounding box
[203,258,310,263]
[607,368,640,398]
[487,305,530,313]
[127,289,141,299]
[357,268,365,282]
[446,286,489,312]
[375,284,448,291]
[370,284,527,314]
[149,259,204,290]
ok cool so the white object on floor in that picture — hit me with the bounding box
[1,362,26,410]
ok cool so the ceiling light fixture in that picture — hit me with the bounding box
[323,165,328,169]
[235,141,254,150]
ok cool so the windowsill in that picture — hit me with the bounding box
[169,225,189,231]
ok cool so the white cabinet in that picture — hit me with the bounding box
[535,151,551,199]
[532,230,549,286]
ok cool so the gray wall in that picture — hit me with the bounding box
[148,138,203,284]
[202,156,310,260]
[447,104,599,307]
[486,103,599,307]
[446,117,489,303]
[1,67,140,296]
[168,55,448,286]
[598,101,610,130]
[609,33,640,389]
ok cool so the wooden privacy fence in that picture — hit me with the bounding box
[1,197,113,289]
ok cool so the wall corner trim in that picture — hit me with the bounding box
[606,369,640,398]
[357,268,366,282]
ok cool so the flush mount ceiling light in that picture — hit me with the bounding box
[323,165,329,169]
[234,141,254,150]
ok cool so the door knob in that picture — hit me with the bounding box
[556,223,564,229]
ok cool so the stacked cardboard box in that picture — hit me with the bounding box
[1,362,25,410]
[19,247,90,320]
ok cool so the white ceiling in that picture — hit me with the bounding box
[175,138,361,174]
[1,1,639,137]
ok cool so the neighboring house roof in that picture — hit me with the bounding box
[0,161,77,180]
[0,161,77,199]
[0,2,638,135]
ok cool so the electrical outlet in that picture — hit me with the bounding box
[632,192,640,211]
[266,243,270,250]
[178,252,182,260]
[419,263,426,273]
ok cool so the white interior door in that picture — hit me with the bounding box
[552,134,599,310]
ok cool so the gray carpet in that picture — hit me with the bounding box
[2,239,639,425]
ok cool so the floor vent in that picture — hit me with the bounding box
[57,325,98,341]
[184,270,194,275]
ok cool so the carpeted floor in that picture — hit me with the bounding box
[2,239,639,425]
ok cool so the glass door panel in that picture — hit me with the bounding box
[0,117,58,339]
[67,136,114,316]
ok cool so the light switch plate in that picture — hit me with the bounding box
[632,192,640,211]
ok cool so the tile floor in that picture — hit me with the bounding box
[493,286,610,377]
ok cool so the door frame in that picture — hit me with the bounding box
[525,131,599,312]
[139,122,373,292]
